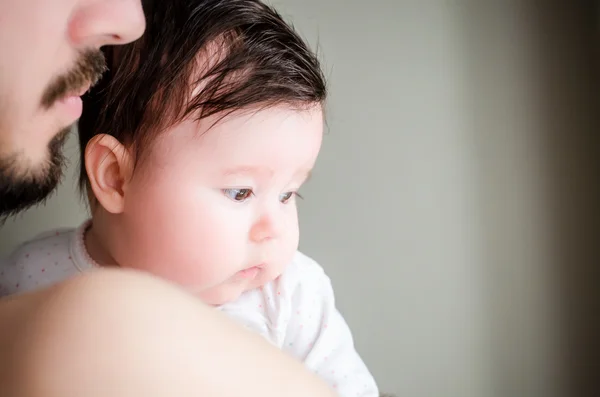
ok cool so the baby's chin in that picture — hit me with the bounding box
[184,269,283,306]
[189,283,252,306]
[193,279,272,306]
[195,288,246,307]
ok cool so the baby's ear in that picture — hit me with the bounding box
[84,134,133,214]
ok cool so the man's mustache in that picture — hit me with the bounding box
[41,49,107,109]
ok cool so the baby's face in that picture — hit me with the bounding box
[114,105,323,305]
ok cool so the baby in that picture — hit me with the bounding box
[0,0,378,395]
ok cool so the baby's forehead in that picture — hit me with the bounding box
[187,104,323,142]
[154,105,323,177]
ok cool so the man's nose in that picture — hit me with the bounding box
[68,0,146,48]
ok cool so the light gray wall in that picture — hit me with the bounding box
[2,1,598,397]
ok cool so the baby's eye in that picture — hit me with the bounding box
[280,191,302,204]
[223,188,254,202]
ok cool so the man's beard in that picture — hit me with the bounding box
[0,49,106,220]
[0,127,69,220]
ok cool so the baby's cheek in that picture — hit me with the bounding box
[283,225,300,260]
[123,233,213,288]
[262,236,298,285]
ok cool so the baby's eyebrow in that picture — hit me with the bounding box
[222,166,273,178]
[221,167,312,183]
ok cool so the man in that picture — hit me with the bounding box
[0,1,335,396]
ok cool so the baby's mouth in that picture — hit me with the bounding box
[237,265,263,279]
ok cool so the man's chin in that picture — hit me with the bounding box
[0,127,69,219]
[0,170,61,219]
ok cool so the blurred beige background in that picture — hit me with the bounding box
[1,1,598,397]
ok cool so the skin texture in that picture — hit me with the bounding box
[0,1,335,396]
[0,270,336,397]
[86,106,323,305]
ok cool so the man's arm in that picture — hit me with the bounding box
[0,268,336,397]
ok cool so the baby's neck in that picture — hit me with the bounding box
[84,221,120,268]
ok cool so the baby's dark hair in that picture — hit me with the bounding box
[77,0,327,193]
